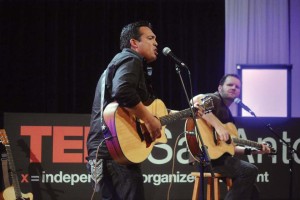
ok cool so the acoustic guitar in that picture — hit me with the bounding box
[184,118,277,161]
[0,129,33,200]
[103,99,201,164]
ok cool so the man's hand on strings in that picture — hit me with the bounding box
[215,126,230,142]
[253,143,272,154]
[144,115,162,140]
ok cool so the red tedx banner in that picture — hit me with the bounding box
[20,126,90,163]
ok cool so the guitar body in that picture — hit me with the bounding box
[185,118,237,161]
[0,130,34,200]
[104,99,168,164]
[2,186,33,200]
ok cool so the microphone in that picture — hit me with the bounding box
[162,47,187,68]
[234,98,256,116]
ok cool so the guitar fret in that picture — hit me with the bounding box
[160,108,191,126]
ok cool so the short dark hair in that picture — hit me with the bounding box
[219,74,241,86]
[120,21,152,50]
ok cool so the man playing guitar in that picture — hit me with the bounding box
[190,74,271,200]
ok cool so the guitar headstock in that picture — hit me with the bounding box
[0,129,9,145]
[201,96,214,112]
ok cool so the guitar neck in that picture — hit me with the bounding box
[5,145,22,198]
[232,138,262,150]
[159,108,193,126]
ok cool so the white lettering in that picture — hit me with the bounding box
[42,171,92,185]
[257,171,269,182]
[293,138,300,163]
[177,137,189,164]
[282,131,291,164]
[143,171,194,186]
[148,129,173,164]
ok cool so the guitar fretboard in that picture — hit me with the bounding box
[159,108,193,126]
[232,138,262,150]
[5,145,22,198]
[158,96,213,126]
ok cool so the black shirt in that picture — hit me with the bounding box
[205,91,235,165]
[86,48,155,160]
[207,91,235,124]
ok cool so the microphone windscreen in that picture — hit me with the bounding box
[162,47,171,56]
[234,98,241,104]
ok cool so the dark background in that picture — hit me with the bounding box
[0,0,225,114]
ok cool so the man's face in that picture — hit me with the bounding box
[132,27,158,63]
[218,76,241,101]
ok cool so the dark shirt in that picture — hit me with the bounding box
[207,91,234,124]
[204,91,235,165]
[86,48,155,160]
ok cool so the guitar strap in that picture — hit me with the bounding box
[88,70,107,189]
[100,69,107,131]
[1,153,10,188]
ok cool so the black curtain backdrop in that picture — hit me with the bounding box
[0,0,225,114]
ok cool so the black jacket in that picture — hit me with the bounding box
[86,48,155,160]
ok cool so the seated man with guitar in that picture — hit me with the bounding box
[188,74,272,200]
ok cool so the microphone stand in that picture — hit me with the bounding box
[173,64,214,200]
[266,123,299,200]
[247,110,299,200]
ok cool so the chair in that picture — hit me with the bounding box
[191,172,232,200]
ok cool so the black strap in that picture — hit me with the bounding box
[1,153,10,188]
[100,70,107,131]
